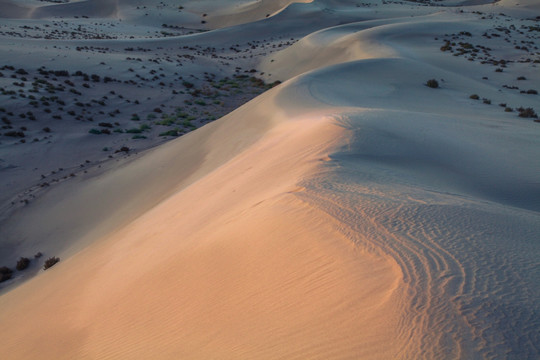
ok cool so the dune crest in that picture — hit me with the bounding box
[0,92,405,358]
[1,0,539,358]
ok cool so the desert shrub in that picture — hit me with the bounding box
[126,124,151,134]
[132,135,147,139]
[159,129,179,137]
[470,94,480,100]
[5,131,25,137]
[53,70,69,77]
[156,117,176,126]
[483,98,491,104]
[34,252,42,258]
[16,257,30,271]
[517,107,538,118]
[504,107,513,112]
[526,89,538,95]
[115,146,130,153]
[89,128,101,135]
[426,79,439,88]
[0,266,13,282]
[182,81,194,88]
[131,114,140,121]
[43,257,60,270]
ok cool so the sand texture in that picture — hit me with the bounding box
[0,0,539,359]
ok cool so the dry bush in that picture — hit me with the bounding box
[0,266,13,282]
[517,107,538,118]
[16,257,30,271]
[426,79,439,88]
[43,257,60,270]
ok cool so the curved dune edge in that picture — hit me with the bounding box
[0,0,313,27]
[0,0,539,358]
[205,0,313,29]
[0,110,404,359]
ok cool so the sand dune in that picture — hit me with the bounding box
[1,0,539,358]
[30,0,120,19]
[0,77,404,359]
[205,0,314,29]
[0,0,30,18]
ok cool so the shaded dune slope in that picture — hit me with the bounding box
[287,60,540,358]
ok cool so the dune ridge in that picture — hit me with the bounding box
[1,0,539,358]
[0,82,405,359]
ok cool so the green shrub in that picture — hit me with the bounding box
[159,129,179,137]
[126,124,150,133]
[156,117,176,126]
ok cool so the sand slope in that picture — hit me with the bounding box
[1,0,539,359]
[0,78,404,359]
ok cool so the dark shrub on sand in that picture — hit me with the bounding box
[0,266,13,282]
[16,257,30,271]
[43,257,60,270]
[426,79,439,88]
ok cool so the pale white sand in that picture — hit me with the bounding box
[1,0,539,359]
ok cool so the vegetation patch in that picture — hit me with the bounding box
[426,79,439,88]
[0,266,13,282]
[43,257,60,270]
[16,257,30,271]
